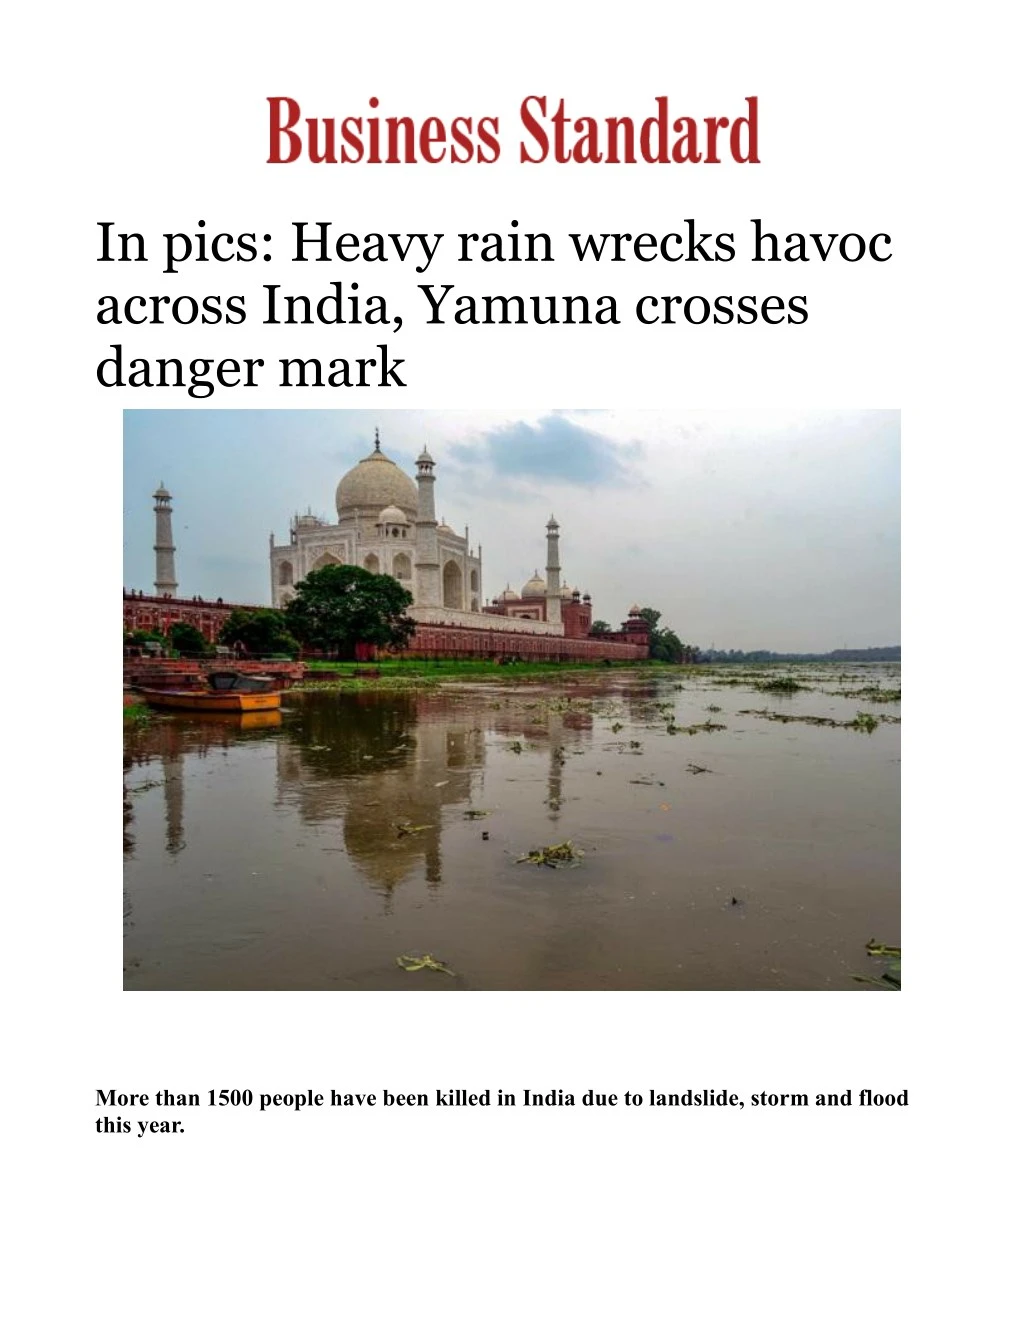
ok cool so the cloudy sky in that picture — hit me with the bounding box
[123,409,899,652]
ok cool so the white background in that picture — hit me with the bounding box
[7,2,1019,1321]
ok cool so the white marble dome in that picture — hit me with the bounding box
[336,444,417,518]
[521,571,547,598]
[378,504,409,525]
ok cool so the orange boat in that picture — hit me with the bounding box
[138,688,282,713]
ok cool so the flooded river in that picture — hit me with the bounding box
[124,666,900,990]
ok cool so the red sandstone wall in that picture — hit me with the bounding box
[403,622,647,662]
[125,593,648,662]
[561,600,592,639]
[124,592,247,643]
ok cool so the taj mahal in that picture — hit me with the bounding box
[268,430,649,652]
[126,429,651,661]
[270,430,485,616]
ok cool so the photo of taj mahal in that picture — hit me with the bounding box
[123,409,899,992]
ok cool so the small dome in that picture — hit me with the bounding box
[628,603,643,616]
[560,582,576,600]
[497,585,521,602]
[336,440,418,519]
[378,505,408,525]
[521,571,547,598]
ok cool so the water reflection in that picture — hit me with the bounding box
[125,690,589,898]
[123,669,901,991]
[276,693,484,896]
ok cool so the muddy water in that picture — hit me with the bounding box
[123,667,900,990]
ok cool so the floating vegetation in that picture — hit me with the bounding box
[295,676,439,693]
[826,686,901,702]
[123,703,154,726]
[706,704,722,713]
[127,778,162,795]
[669,720,728,736]
[395,821,431,837]
[738,708,898,732]
[508,740,525,754]
[516,840,583,868]
[396,953,455,976]
[755,677,805,693]
[686,763,712,775]
[610,722,624,733]
[853,940,901,990]
[463,809,491,819]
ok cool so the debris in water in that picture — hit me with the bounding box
[686,763,712,775]
[516,840,583,868]
[395,822,431,837]
[738,708,895,732]
[463,809,491,819]
[853,940,901,989]
[396,954,456,976]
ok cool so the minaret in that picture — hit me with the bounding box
[153,483,178,597]
[414,447,441,608]
[545,515,562,627]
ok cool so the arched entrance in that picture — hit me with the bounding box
[443,560,463,609]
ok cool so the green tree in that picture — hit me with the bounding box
[219,608,298,657]
[168,621,210,655]
[638,607,695,663]
[284,565,415,658]
[590,620,612,635]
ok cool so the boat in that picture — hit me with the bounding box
[135,669,285,713]
[136,669,283,712]
[136,686,282,713]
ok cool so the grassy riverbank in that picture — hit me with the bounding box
[296,658,674,689]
